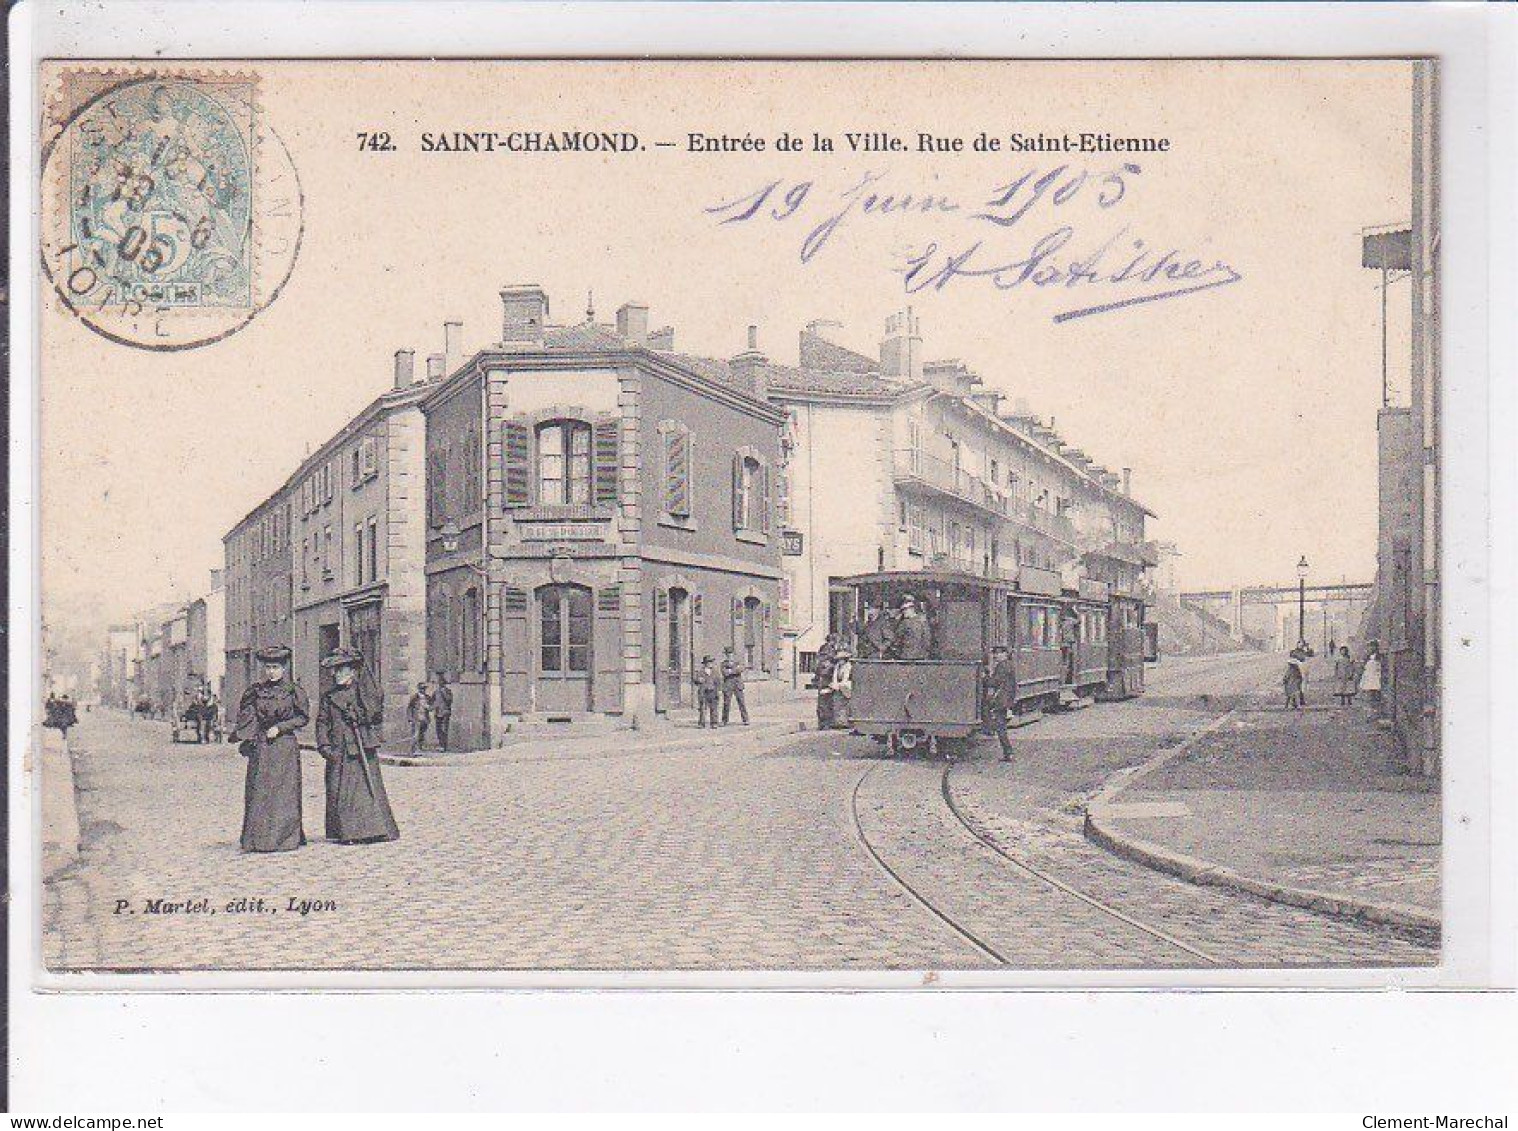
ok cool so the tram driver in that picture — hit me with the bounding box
[891,594,934,661]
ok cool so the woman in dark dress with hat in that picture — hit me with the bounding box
[316,647,400,845]
[233,646,309,852]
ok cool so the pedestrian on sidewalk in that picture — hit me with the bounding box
[983,644,1016,762]
[695,656,721,728]
[1333,645,1359,706]
[433,672,454,752]
[232,646,308,853]
[829,647,855,730]
[1359,642,1383,709]
[316,648,400,846]
[720,645,749,726]
[406,682,433,753]
[813,634,838,730]
[1283,647,1308,710]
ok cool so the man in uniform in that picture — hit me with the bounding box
[983,644,1017,763]
[892,595,933,661]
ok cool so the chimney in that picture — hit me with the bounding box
[443,321,463,375]
[880,308,923,382]
[393,348,415,390]
[647,326,675,351]
[500,284,549,347]
[729,324,768,399]
[1122,467,1132,495]
[616,302,650,346]
[426,353,445,382]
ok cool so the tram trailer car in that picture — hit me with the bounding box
[838,569,1146,756]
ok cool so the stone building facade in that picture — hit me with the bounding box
[222,485,295,713]
[287,346,434,747]
[768,315,1154,676]
[421,287,785,747]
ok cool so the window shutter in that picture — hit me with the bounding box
[732,596,743,646]
[664,430,690,517]
[731,453,743,530]
[759,462,771,534]
[776,464,790,528]
[762,603,772,672]
[361,436,378,479]
[503,420,530,507]
[593,417,620,507]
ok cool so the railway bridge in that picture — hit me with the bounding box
[1178,582,1374,652]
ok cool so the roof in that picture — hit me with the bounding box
[543,321,626,351]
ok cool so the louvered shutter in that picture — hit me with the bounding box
[776,464,791,528]
[731,453,743,530]
[593,417,620,507]
[503,420,530,507]
[665,430,690,517]
[759,462,771,534]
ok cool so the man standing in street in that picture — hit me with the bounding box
[433,672,454,752]
[984,644,1017,762]
[695,655,721,728]
[406,682,434,753]
[720,645,749,726]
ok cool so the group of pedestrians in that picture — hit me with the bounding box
[42,692,79,741]
[404,675,454,753]
[1283,640,1383,710]
[695,646,749,728]
[235,644,400,854]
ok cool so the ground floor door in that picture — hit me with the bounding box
[536,583,592,714]
[317,623,341,696]
[346,603,382,686]
[656,587,694,710]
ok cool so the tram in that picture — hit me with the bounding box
[836,567,1150,757]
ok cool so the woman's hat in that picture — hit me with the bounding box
[320,646,364,670]
[255,645,292,665]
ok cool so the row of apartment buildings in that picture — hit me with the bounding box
[221,285,1155,751]
[99,572,226,716]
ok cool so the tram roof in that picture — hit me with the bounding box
[836,570,1008,590]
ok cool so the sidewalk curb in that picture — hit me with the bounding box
[375,720,809,767]
[1080,700,1442,945]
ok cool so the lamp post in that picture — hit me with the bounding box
[1296,555,1309,648]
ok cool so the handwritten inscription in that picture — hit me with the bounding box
[705,163,1241,323]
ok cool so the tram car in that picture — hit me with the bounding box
[837,567,1149,757]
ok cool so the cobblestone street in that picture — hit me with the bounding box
[43,652,1436,972]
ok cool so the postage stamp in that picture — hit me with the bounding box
[39,67,303,350]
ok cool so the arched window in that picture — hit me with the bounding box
[537,419,592,505]
[738,455,762,528]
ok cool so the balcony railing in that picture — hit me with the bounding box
[894,449,1008,519]
[895,448,1078,546]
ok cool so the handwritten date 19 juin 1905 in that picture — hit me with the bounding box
[705,163,1242,324]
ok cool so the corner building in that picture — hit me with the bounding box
[422,287,786,746]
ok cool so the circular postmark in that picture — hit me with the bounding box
[40,70,304,351]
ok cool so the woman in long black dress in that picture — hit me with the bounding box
[233,646,308,852]
[316,647,400,845]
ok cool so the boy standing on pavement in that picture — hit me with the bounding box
[696,655,721,728]
[720,645,749,726]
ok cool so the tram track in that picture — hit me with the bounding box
[939,762,1222,966]
[845,660,1274,967]
[849,763,1011,965]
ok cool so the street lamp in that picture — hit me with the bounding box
[438,520,490,580]
[1296,555,1309,648]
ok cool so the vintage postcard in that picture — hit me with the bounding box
[32,56,1452,979]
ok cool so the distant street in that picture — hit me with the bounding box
[45,651,1435,972]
